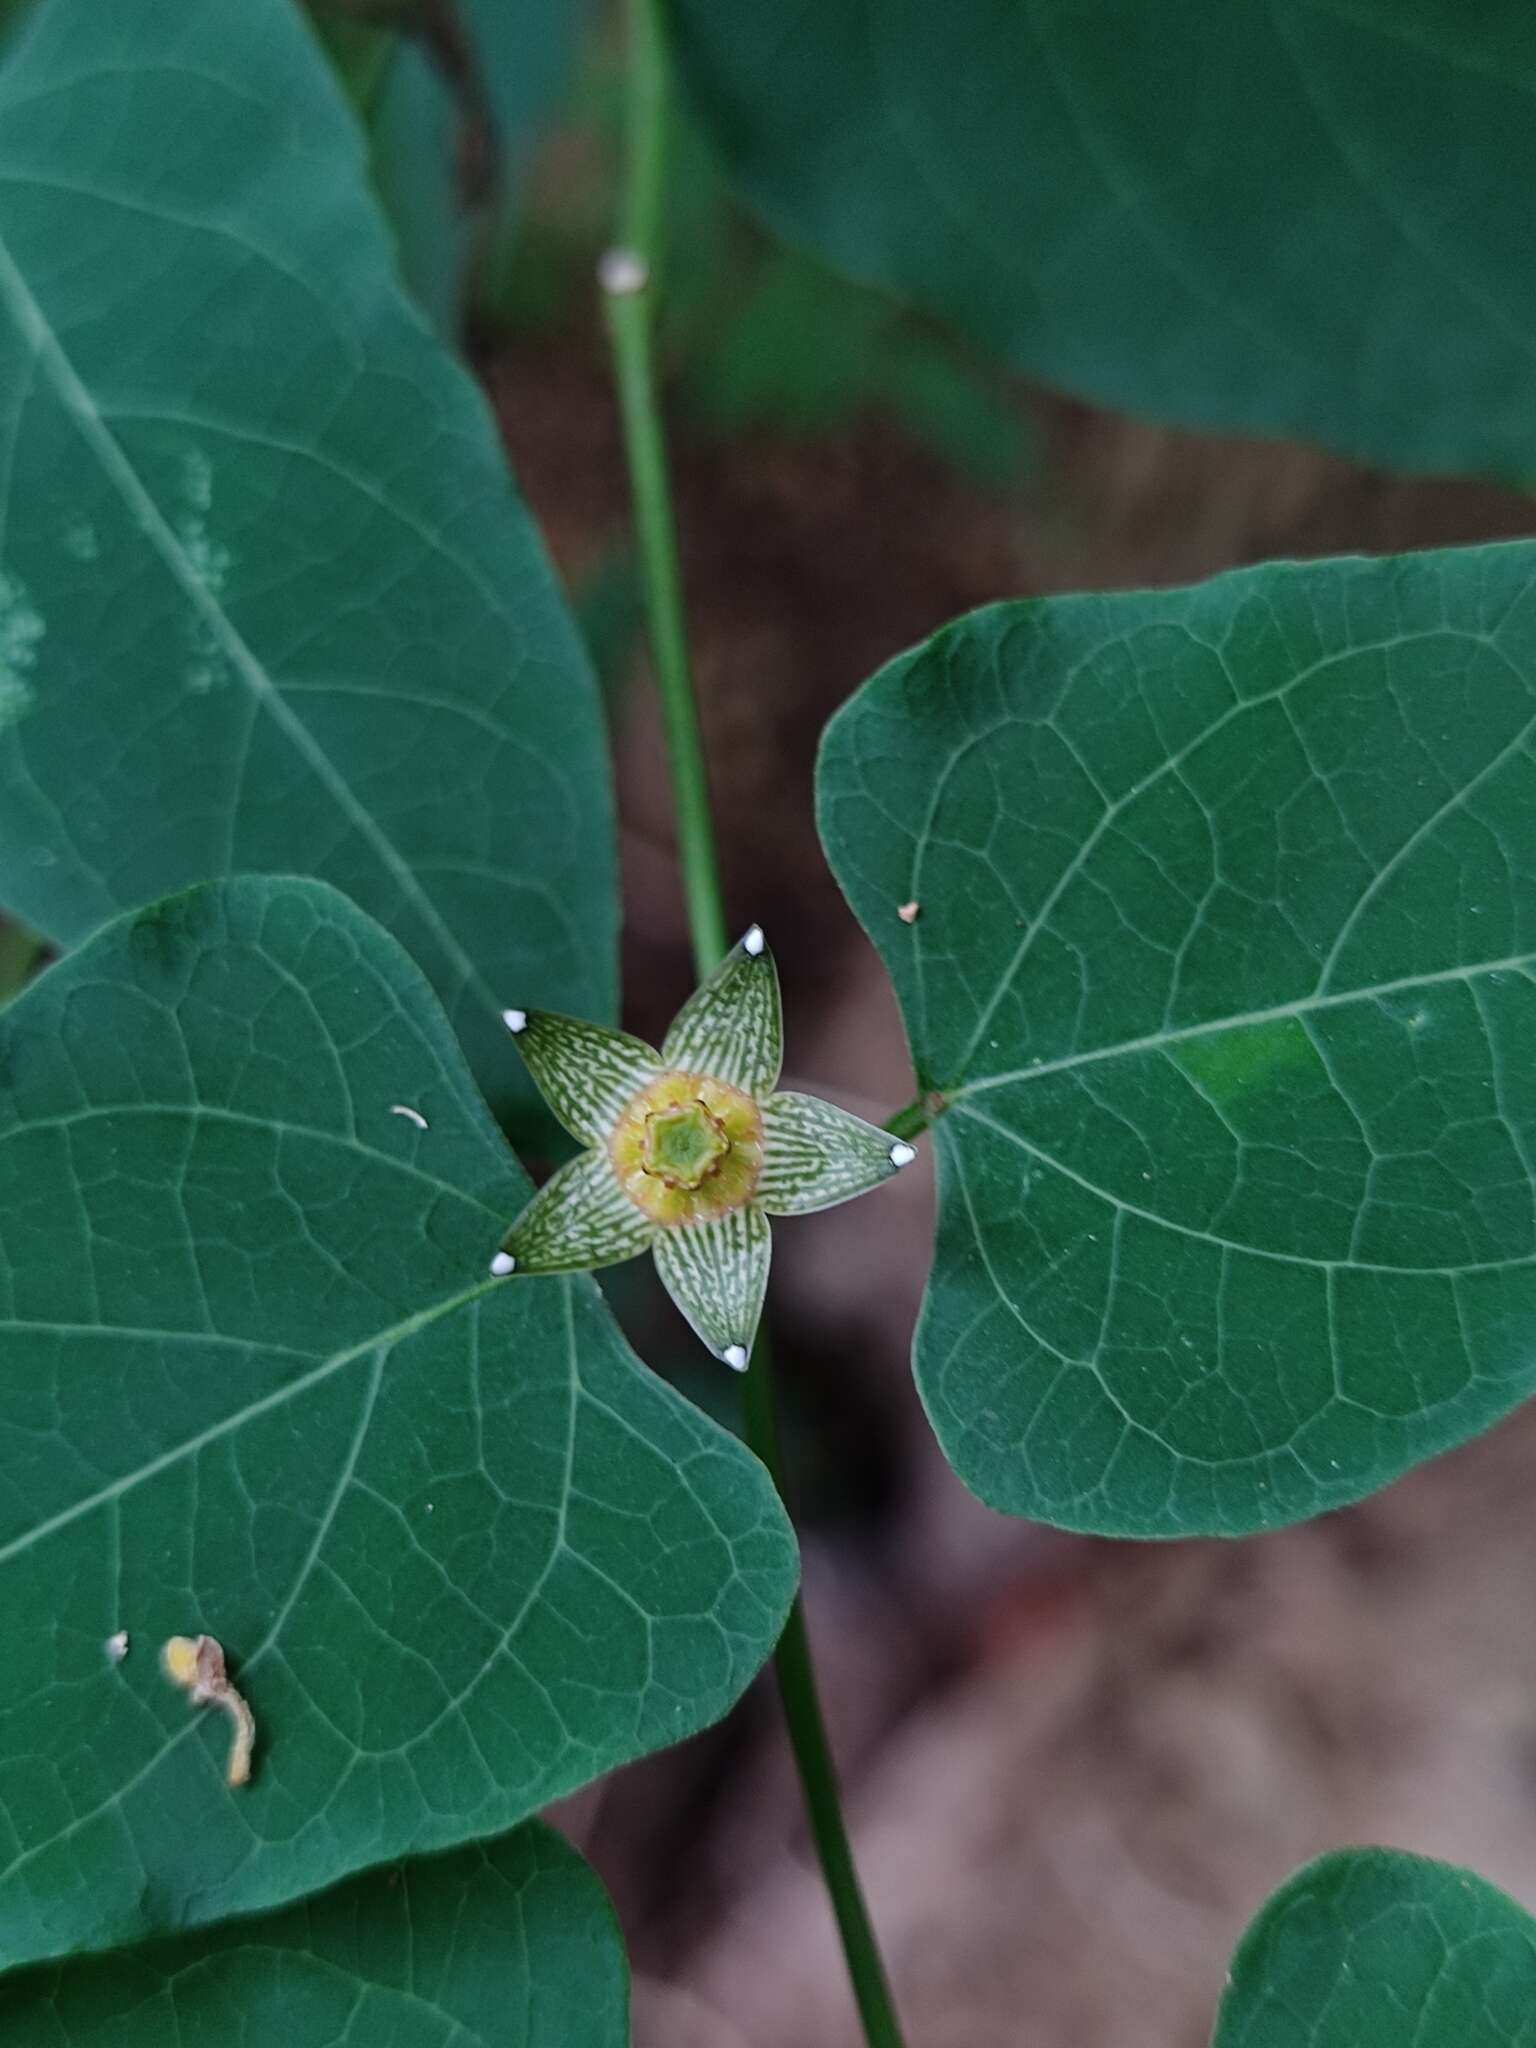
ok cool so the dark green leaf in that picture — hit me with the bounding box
[819,542,1536,1535]
[0,1822,627,2046]
[1214,1848,1536,2047]
[667,0,1536,482]
[0,0,614,1124]
[460,0,589,189]
[0,876,795,1968]
[370,42,472,338]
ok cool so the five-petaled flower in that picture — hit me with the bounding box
[489,925,917,1369]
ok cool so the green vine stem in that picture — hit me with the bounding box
[602,6,908,2043]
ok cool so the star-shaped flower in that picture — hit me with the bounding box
[489,925,917,1369]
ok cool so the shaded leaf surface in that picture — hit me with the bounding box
[0,877,795,1968]
[1214,1849,1536,2047]
[0,0,614,1121]
[667,0,1536,481]
[0,1821,627,2046]
[819,543,1536,1535]
[369,40,472,339]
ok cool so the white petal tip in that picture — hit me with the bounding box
[502,1008,528,1034]
[889,1141,917,1169]
[742,925,766,957]
[722,1343,750,1372]
[490,1251,516,1276]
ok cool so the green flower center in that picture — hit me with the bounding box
[642,1099,729,1189]
[610,1070,764,1226]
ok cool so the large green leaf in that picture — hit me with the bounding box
[0,876,795,1969]
[369,41,472,339]
[819,541,1536,1536]
[666,0,1536,482]
[1213,1849,1536,2046]
[0,0,614,1124]
[0,1822,627,2045]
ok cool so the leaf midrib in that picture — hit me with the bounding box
[945,947,1536,1103]
[0,221,505,1027]
[951,1095,1535,1280]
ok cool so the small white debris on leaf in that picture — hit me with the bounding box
[105,1630,129,1663]
[742,924,766,956]
[897,900,920,924]
[889,1142,917,1169]
[390,1104,429,1130]
[502,1008,528,1035]
[162,1634,255,1787]
[597,246,649,296]
[722,1343,750,1372]
[490,1250,516,1276]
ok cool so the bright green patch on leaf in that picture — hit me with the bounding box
[0,876,795,1970]
[818,541,1536,1536]
[1214,1848,1536,2046]
[0,1821,628,2045]
[666,0,1536,482]
[0,0,615,1125]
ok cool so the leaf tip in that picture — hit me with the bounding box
[889,1141,917,1168]
[490,1250,516,1276]
[502,1008,528,1035]
[742,924,766,957]
[722,1343,750,1372]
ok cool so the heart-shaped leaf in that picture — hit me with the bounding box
[0,0,615,1122]
[1214,1849,1536,2047]
[666,0,1536,482]
[0,1822,627,2045]
[0,876,795,1969]
[819,542,1536,1535]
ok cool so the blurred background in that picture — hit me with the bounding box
[8,3,1536,2040]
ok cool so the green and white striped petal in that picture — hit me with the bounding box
[495,1149,656,1273]
[503,1008,660,1144]
[652,1205,771,1370]
[662,925,782,1097]
[756,1092,916,1215]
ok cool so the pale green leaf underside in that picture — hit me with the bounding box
[0,0,615,1123]
[818,541,1536,1536]
[0,1822,627,2046]
[667,0,1536,482]
[0,877,795,1970]
[1214,1849,1536,2047]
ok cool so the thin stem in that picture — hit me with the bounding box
[883,1095,933,1142]
[741,1347,907,2048]
[603,0,724,975]
[604,8,907,2044]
